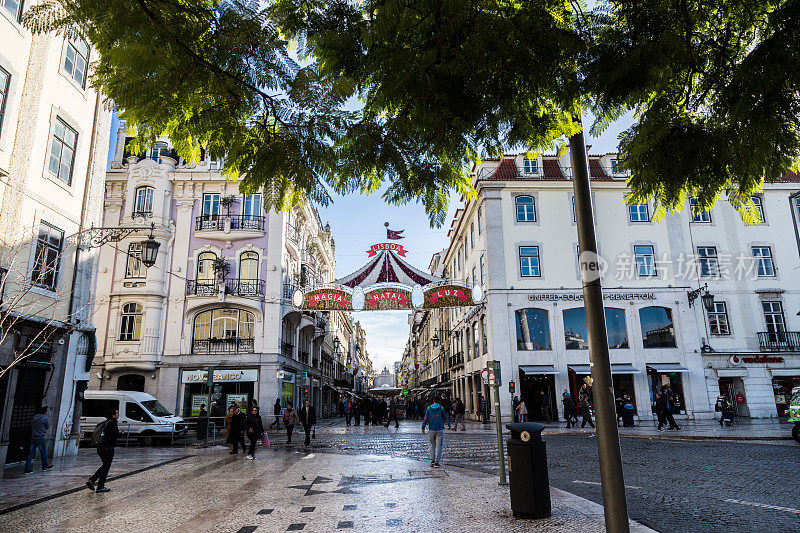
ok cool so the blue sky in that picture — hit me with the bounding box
[319,112,635,373]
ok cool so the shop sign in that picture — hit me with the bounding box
[182,369,258,383]
[304,288,353,310]
[364,288,412,310]
[528,292,656,301]
[367,242,407,257]
[729,354,784,366]
[277,370,296,383]
[190,395,206,416]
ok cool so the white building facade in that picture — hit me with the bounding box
[440,150,800,423]
[89,137,358,419]
[0,6,111,469]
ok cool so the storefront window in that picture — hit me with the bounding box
[772,376,800,417]
[640,306,677,348]
[192,308,255,353]
[562,307,629,349]
[515,308,551,350]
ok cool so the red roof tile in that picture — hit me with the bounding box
[589,158,609,179]
[542,159,564,179]
[777,171,800,182]
[490,159,518,179]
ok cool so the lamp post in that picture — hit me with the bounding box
[688,283,716,311]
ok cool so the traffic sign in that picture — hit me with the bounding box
[481,369,489,385]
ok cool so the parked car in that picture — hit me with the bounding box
[81,390,186,445]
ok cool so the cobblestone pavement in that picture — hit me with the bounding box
[265,421,800,532]
[0,447,652,533]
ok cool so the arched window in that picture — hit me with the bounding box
[133,186,154,217]
[640,306,677,348]
[515,195,536,222]
[562,307,629,350]
[119,303,143,341]
[193,308,255,353]
[196,252,217,283]
[239,251,259,281]
[515,308,551,350]
[117,374,145,392]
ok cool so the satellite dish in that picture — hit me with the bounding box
[352,287,364,311]
[472,284,483,303]
[292,289,304,308]
[411,284,424,308]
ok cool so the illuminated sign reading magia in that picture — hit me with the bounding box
[304,289,353,310]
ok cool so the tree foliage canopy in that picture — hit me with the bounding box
[25,0,800,225]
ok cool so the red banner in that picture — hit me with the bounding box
[304,290,351,309]
[427,288,468,305]
[366,242,407,257]
[366,290,410,309]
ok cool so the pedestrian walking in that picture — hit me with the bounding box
[580,397,595,430]
[512,396,520,423]
[439,394,453,430]
[269,398,282,429]
[421,398,449,468]
[197,403,208,440]
[479,394,489,424]
[715,393,734,426]
[452,398,466,431]
[25,406,52,473]
[283,405,300,444]
[245,406,264,459]
[229,406,247,454]
[658,388,681,430]
[516,397,528,422]
[621,395,636,427]
[299,399,317,446]
[562,392,577,428]
[345,398,352,426]
[353,400,361,426]
[385,398,400,428]
[539,391,551,423]
[86,408,119,493]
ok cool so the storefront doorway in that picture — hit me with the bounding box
[568,367,637,410]
[718,377,749,417]
[6,366,47,464]
[180,368,258,417]
[647,365,687,414]
[519,371,556,421]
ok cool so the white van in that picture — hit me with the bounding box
[81,390,187,445]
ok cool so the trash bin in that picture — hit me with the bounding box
[505,422,550,518]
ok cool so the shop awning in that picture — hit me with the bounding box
[647,363,689,373]
[717,368,747,378]
[569,364,639,374]
[519,365,559,375]
[770,368,800,377]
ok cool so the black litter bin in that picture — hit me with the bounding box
[505,422,550,518]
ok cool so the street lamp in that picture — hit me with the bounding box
[431,333,439,347]
[688,283,715,311]
[140,225,161,267]
[333,337,340,352]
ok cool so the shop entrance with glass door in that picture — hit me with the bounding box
[519,371,556,422]
[719,377,749,417]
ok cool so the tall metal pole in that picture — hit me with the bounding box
[203,366,214,448]
[569,116,630,533]
[489,361,508,485]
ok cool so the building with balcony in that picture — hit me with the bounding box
[0,11,111,470]
[416,149,800,422]
[89,135,356,418]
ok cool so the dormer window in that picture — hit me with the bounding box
[523,158,538,174]
[611,159,619,173]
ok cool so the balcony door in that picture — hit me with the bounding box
[242,194,261,219]
[202,194,220,219]
[762,301,786,344]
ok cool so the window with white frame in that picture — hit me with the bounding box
[31,222,64,290]
[628,204,649,222]
[196,251,217,283]
[470,223,475,249]
[47,117,77,185]
[634,245,656,277]
[708,301,730,336]
[457,249,462,272]
[479,255,485,285]
[697,246,719,277]
[762,301,786,337]
[519,246,541,277]
[239,251,259,281]
[690,197,711,222]
[471,266,476,287]
[477,206,483,234]
[242,193,262,219]
[119,303,143,341]
[63,36,89,88]
[515,196,536,222]
[202,193,220,218]
[473,321,480,355]
[751,195,765,223]
[571,196,577,222]
[523,158,538,174]
[2,0,23,22]
[133,186,154,216]
[752,246,775,277]
[125,243,146,278]
[0,66,9,140]
[610,159,620,173]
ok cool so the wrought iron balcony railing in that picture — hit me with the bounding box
[225,279,265,297]
[195,215,265,231]
[186,280,218,296]
[192,338,254,354]
[757,331,800,351]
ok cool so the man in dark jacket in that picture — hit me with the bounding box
[245,406,264,459]
[299,399,317,446]
[440,395,453,430]
[25,406,52,473]
[657,388,681,430]
[269,398,282,429]
[229,406,247,454]
[87,408,119,492]
[385,398,400,428]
